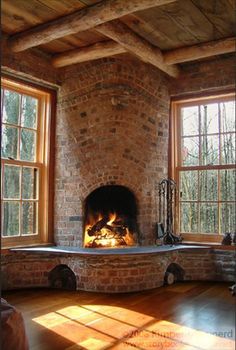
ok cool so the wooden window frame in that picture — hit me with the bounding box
[1,76,56,248]
[170,91,235,243]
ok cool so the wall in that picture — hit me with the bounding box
[171,54,235,97]
[1,37,60,88]
[55,57,171,247]
[2,247,235,292]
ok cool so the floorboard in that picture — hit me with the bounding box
[2,282,235,350]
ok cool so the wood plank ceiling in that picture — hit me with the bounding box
[2,0,236,77]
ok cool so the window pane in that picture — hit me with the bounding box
[220,203,235,233]
[201,134,219,165]
[21,95,38,129]
[2,90,20,125]
[180,171,198,200]
[181,106,199,136]
[22,167,38,199]
[200,203,218,233]
[3,165,20,199]
[182,137,199,166]
[199,170,218,201]
[22,202,37,235]
[220,101,235,132]
[200,103,219,134]
[3,202,20,236]
[180,202,198,233]
[1,125,18,159]
[220,169,236,201]
[20,129,36,161]
[221,133,235,164]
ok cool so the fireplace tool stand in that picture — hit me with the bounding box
[157,178,182,245]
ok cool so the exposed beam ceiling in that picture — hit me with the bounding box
[164,37,236,64]
[8,0,177,52]
[6,0,235,78]
[52,41,126,68]
[52,34,236,70]
[95,20,179,77]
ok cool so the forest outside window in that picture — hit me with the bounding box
[171,93,235,243]
[1,77,54,248]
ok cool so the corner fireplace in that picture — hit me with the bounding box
[83,185,139,248]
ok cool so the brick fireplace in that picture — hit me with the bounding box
[83,185,139,248]
[55,57,170,247]
[2,51,236,293]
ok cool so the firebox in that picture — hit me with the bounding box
[83,185,139,248]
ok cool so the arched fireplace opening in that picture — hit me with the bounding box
[83,185,139,248]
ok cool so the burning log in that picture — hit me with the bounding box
[87,215,128,237]
[87,216,108,236]
[104,224,127,236]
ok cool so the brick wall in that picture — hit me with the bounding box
[1,36,60,87]
[2,44,235,248]
[55,57,171,247]
[2,248,235,292]
[171,54,235,97]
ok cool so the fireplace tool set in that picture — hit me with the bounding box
[157,178,182,245]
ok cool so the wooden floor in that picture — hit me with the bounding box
[2,282,235,350]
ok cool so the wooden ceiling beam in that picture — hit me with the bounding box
[51,31,234,73]
[52,41,126,67]
[8,0,177,52]
[163,37,236,64]
[95,20,179,77]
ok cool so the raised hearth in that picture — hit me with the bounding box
[2,245,235,293]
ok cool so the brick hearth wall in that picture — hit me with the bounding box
[55,57,171,246]
[2,248,235,292]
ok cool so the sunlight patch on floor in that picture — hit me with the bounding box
[66,338,111,350]
[32,306,235,350]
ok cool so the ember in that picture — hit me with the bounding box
[84,212,136,248]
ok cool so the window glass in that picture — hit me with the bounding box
[22,167,38,199]
[2,90,20,125]
[200,103,219,134]
[220,101,235,132]
[180,202,198,233]
[220,169,235,201]
[201,135,219,165]
[180,171,198,200]
[20,129,36,161]
[21,95,37,129]
[22,202,37,235]
[181,106,199,136]
[221,133,235,164]
[176,96,235,238]
[3,165,21,199]
[182,137,199,166]
[199,170,218,201]
[1,125,18,159]
[3,202,20,237]
[200,203,218,233]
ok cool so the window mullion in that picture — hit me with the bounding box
[218,102,221,233]
[19,165,22,236]
[219,103,222,165]
[218,169,221,234]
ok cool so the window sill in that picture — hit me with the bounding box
[182,241,236,250]
[1,242,54,253]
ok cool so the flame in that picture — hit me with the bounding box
[107,212,116,225]
[84,212,136,248]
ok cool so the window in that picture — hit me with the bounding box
[171,93,235,242]
[1,77,55,248]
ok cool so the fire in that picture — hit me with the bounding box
[84,212,136,248]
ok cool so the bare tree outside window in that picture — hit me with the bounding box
[177,98,235,237]
[1,87,39,238]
